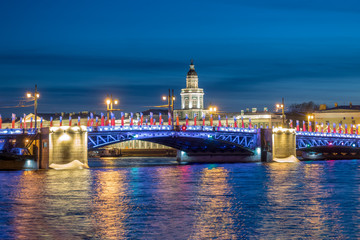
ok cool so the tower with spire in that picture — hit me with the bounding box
[175,60,208,119]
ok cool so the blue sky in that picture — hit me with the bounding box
[1,0,360,116]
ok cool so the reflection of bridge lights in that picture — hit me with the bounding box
[352,143,356,147]
[329,142,333,146]
[133,134,139,138]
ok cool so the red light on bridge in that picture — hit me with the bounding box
[181,125,187,131]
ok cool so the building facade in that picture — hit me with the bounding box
[313,104,360,127]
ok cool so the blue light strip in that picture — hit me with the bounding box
[87,125,258,133]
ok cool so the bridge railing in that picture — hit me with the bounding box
[0,129,37,135]
[296,131,360,139]
[88,125,258,133]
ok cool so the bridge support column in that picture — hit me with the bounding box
[39,127,88,169]
[260,129,273,162]
[272,128,297,161]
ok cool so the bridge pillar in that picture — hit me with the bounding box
[260,129,273,162]
[39,127,88,169]
[272,128,297,160]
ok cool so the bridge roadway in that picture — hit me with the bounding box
[2,126,360,154]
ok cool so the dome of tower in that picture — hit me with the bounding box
[187,60,198,77]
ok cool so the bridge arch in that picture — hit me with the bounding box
[88,130,257,154]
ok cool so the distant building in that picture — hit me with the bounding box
[233,108,284,128]
[314,103,360,126]
[174,60,209,119]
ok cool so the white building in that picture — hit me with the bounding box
[175,60,209,119]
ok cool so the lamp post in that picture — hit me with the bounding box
[162,89,175,128]
[276,98,285,127]
[26,84,40,132]
[105,94,120,120]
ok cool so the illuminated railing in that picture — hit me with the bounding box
[296,131,360,139]
[87,125,258,133]
[0,128,37,135]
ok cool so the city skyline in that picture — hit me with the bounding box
[1,0,360,115]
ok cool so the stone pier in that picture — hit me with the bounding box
[39,126,88,169]
[272,128,297,160]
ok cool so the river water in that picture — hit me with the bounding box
[0,158,360,239]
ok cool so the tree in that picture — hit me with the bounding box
[288,101,319,113]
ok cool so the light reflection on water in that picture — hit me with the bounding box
[1,158,360,239]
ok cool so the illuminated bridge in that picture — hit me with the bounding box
[87,125,258,154]
[2,126,360,164]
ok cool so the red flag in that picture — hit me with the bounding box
[78,116,81,126]
[69,116,72,126]
[90,113,94,126]
[0,114,2,129]
[30,117,33,129]
[249,118,252,129]
[140,113,143,125]
[168,112,171,125]
[101,113,105,126]
[176,114,179,126]
[130,113,134,126]
[296,120,300,131]
[40,117,43,128]
[202,114,205,126]
[159,113,162,126]
[210,115,213,127]
[218,115,221,127]
[87,117,90,127]
[12,113,16,128]
[121,112,124,126]
[303,121,306,132]
[241,116,244,128]
[185,114,189,126]
[234,117,237,128]
[111,113,115,126]
[194,114,197,126]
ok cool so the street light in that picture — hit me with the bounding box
[26,84,40,132]
[105,94,120,119]
[162,89,175,128]
[275,98,285,127]
[209,106,217,114]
